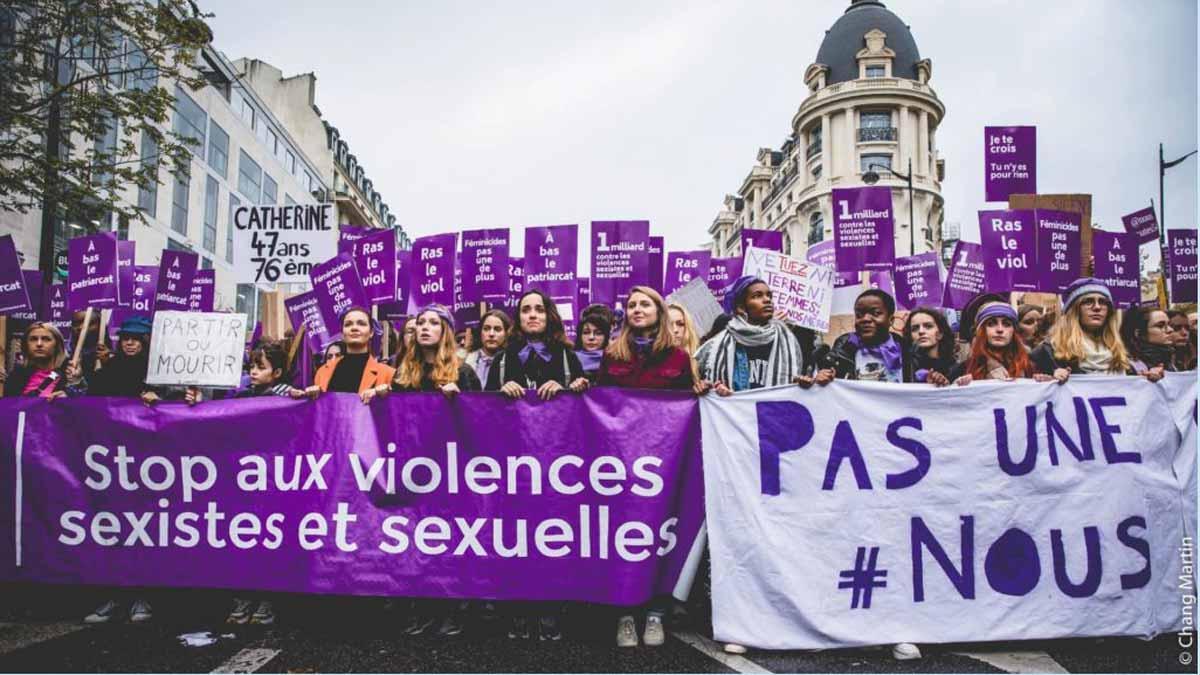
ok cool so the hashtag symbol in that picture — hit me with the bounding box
[837,546,887,609]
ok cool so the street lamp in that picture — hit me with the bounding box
[862,157,915,256]
[1159,143,1197,236]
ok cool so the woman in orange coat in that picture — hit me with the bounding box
[302,306,395,401]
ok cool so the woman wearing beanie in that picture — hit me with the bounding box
[951,302,1066,385]
[1120,306,1176,382]
[1031,278,1131,376]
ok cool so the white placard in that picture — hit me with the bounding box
[666,276,723,336]
[145,311,248,387]
[743,245,834,332]
[232,203,336,284]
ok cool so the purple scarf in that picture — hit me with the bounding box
[847,333,902,374]
[575,349,604,372]
[632,336,655,357]
[518,340,553,365]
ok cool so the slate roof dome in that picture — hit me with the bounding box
[815,0,922,85]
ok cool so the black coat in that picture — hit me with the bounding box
[85,354,150,397]
[3,364,68,398]
[484,339,583,391]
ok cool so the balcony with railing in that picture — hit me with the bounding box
[858,127,897,142]
[806,142,822,159]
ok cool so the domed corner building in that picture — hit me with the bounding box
[709,0,946,265]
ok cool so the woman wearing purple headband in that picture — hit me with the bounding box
[950,302,1066,385]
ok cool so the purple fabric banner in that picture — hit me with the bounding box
[984,126,1036,202]
[893,253,941,310]
[409,234,456,310]
[11,271,42,321]
[0,391,704,605]
[116,240,135,308]
[130,265,158,315]
[590,221,649,307]
[154,249,199,312]
[285,290,334,353]
[805,241,858,288]
[978,209,1037,292]
[740,229,783,254]
[1167,230,1198,304]
[348,229,397,305]
[663,251,712,297]
[832,187,895,272]
[706,257,744,306]
[648,237,664,294]
[68,233,119,310]
[187,269,216,313]
[524,225,578,321]
[377,250,413,322]
[1121,206,1159,246]
[941,241,987,310]
[461,228,510,303]
[1091,230,1141,308]
[310,253,370,339]
[1035,209,1082,293]
[0,235,31,315]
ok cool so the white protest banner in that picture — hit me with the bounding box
[232,203,335,284]
[743,245,834,332]
[665,276,723,336]
[145,311,248,388]
[701,377,1189,650]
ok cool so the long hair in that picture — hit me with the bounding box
[965,319,1033,380]
[607,286,675,363]
[902,307,955,362]
[667,303,701,355]
[23,322,67,370]
[1048,299,1129,372]
[573,313,611,351]
[513,289,570,348]
[479,309,513,353]
[395,311,461,389]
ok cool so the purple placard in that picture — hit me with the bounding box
[377,249,413,322]
[590,220,650,307]
[130,265,158,315]
[867,270,895,299]
[452,252,481,329]
[524,224,579,320]
[309,253,370,338]
[337,225,373,251]
[67,232,119,310]
[663,251,712,297]
[284,290,334,352]
[116,240,135,307]
[832,187,895,272]
[978,209,1037,292]
[409,233,456,310]
[11,271,42,321]
[1121,206,1159,246]
[941,241,987,310]
[461,228,510,303]
[0,235,31,315]
[1035,209,1082,294]
[1167,229,1198,304]
[740,229,783,254]
[893,253,941,310]
[154,249,199,311]
[804,241,858,288]
[984,126,1036,202]
[45,283,71,341]
[503,257,525,317]
[706,257,744,306]
[576,277,591,311]
[1091,230,1140,308]
[187,269,216,312]
[648,237,664,294]
[348,229,396,305]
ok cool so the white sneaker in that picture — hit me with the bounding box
[616,615,638,647]
[723,643,747,654]
[642,615,665,647]
[83,600,120,624]
[892,642,922,660]
[129,599,152,623]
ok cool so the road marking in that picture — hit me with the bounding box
[954,650,1069,674]
[673,630,773,674]
[0,621,87,656]
[210,647,281,674]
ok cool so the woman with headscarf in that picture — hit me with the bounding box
[1031,278,1132,376]
[464,309,512,388]
[1120,306,1176,382]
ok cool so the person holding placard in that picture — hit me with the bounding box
[1030,278,1132,376]
[464,309,512,386]
[80,316,153,397]
[828,289,904,382]
[573,304,612,383]
[3,322,82,399]
[306,307,395,400]
[379,305,481,397]
[1119,307,1176,381]
[484,289,588,402]
[952,303,1066,385]
[900,308,956,386]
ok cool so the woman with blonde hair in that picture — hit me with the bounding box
[1031,278,1131,376]
[3,322,81,398]
[666,303,700,355]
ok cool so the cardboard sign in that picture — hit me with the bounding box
[743,246,834,332]
[1121,207,1159,245]
[144,311,248,388]
[664,251,711,297]
[1092,230,1140,308]
[893,253,941,310]
[462,228,510,303]
[1167,229,1198,304]
[665,276,723,337]
[232,203,336,284]
[978,209,1037,292]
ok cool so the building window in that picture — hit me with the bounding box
[203,175,219,253]
[284,193,296,206]
[125,42,157,92]
[811,164,822,179]
[865,65,886,78]
[227,193,240,264]
[302,170,313,193]
[172,85,207,153]
[93,114,117,188]
[267,128,279,156]
[285,150,296,175]
[808,212,824,245]
[202,257,213,270]
[171,170,190,235]
[861,153,892,174]
[137,132,158,217]
[234,90,255,129]
[236,283,257,324]
[207,121,229,179]
[263,174,278,204]
[806,126,822,159]
[860,111,891,129]
[238,150,262,203]
[166,238,192,253]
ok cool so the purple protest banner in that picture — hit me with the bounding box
[978,209,1037,292]
[892,253,941,310]
[984,126,1036,202]
[10,271,42,321]
[154,249,198,311]
[663,251,712,297]
[409,233,456,310]
[285,290,334,352]
[338,224,373,251]
[1167,229,1198,304]
[378,249,413,322]
[0,234,31,315]
[0,390,705,605]
[524,225,578,321]
[1121,206,1159,246]
[1035,209,1082,293]
[310,253,370,338]
[867,270,895,299]
[67,232,119,310]
[461,228,510,303]
[832,187,895,272]
[1091,230,1141,308]
[941,241,987,309]
[130,265,158,315]
[590,221,649,307]
[577,277,591,311]
[648,237,664,294]
[804,241,858,288]
[116,240,135,307]
[740,229,783,254]
[706,257,744,306]
[45,283,71,341]
[187,269,216,312]
[503,257,525,318]
[348,229,396,305]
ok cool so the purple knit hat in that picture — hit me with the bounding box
[415,304,456,331]
[1061,277,1113,311]
[723,275,765,314]
[974,302,1018,330]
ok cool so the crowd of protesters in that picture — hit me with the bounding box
[0,274,1195,657]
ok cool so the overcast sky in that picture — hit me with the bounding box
[201,0,1197,270]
